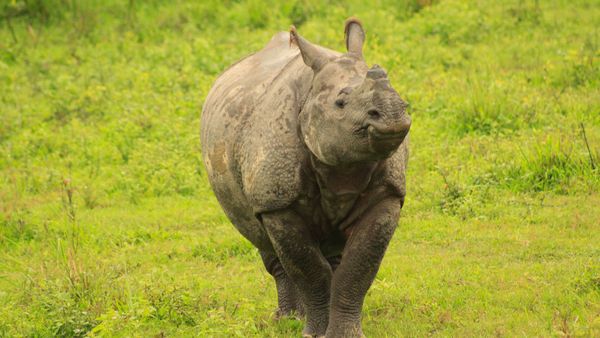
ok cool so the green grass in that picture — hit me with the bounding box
[1,0,599,336]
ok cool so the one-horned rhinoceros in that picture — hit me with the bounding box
[201,18,411,338]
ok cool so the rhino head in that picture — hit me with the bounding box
[291,19,411,166]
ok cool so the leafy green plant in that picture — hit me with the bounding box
[501,136,599,193]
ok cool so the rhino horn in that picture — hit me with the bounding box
[366,65,387,80]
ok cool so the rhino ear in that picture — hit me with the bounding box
[344,17,365,58]
[290,26,328,72]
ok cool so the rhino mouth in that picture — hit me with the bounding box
[369,127,407,140]
[367,123,408,154]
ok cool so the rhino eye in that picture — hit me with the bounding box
[335,98,346,108]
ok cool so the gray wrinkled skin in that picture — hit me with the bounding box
[201,19,411,338]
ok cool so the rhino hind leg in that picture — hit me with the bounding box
[260,251,305,318]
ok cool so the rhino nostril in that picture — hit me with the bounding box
[367,110,381,119]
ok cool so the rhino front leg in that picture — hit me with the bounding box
[326,197,402,338]
[262,209,332,337]
[260,251,305,318]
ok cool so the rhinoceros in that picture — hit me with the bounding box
[200,18,411,338]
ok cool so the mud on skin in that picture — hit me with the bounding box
[201,18,411,337]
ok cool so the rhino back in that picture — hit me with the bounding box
[201,32,338,229]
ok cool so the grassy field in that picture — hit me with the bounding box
[1,0,599,336]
